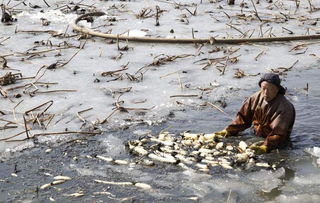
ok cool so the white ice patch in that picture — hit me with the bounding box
[305,147,320,167]
[247,168,285,193]
[203,178,253,196]
[292,173,320,185]
[72,166,108,177]
[133,129,151,136]
[77,20,92,28]
[18,10,77,24]
[305,147,320,157]
[273,194,320,203]
[127,29,148,37]
[99,134,126,157]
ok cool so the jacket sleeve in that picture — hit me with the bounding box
[225,96,255,135]
[264,103,295,149]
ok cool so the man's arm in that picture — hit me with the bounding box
[225,96,254,135]
[263,134,282,151]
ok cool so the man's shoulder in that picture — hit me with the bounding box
[276,94,295,110]
[249,91,262,100]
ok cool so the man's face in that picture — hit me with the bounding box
[260,81,279,102]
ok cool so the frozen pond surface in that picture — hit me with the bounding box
[1,0,320,202]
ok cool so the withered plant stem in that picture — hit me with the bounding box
[25,100,53,115]
[23,115,30,139]
[5,131,101,142]
[250,0,262,22]
[42,0,50,7]
[0,37,10,44]
[0,130,25,141]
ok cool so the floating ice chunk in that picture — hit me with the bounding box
[247,168,285,192]
[78,20,92,28]
[305,147,320,157]
[305,147,320,167]
[127,29,148,37]
[274,194,320,203]
[18,10,77,24]
[99,135,125,157]
[133,129,151,136]
[293,173,320,185]
[260,178,282,193]
[248,167,285,182]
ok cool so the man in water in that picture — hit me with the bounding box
[215,73,295,154]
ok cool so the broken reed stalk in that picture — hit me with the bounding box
[77,113,86,123]
[4,131,101,142]
[0,125,17,130]
[254,50,265,61]
[59,41,86,68]
[45,114,55,129]
[160,71,179,78]
[15,29,59,34]
[42,0,50,7]
[123,106,155,111]
[307,0,314,12]
[228,0,235,5]
[170,94,198,98]
[32,89,77,94]
[155,5,160,26]
[0,118,22,126]
[206,101,231,118]
[227,189,232,203]
[34,131,100,137]
[192,28,195,39]
[25,100,53,115]
[72,12,320,44]
[101,62,129,76]
[100,109,118,124]
[0,130,25,141]
[226,24,245,37]
[19,47,72,56]
[250,0,262,22]
[294,0,300,8]
[63,25,69,38]
[23,115,30,139]
[221,56,229,75]
[282,27,294,35]
[4,66,46,83]
[100,94,154,124]
[13,99,24,123]
[78,107,93,114]
[177,72,183,90]
[290,60,299,69]
[76,108,93,122]
[0,37,10,44]
[185,6,197,16]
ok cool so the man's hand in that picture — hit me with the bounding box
[249,142,268,154]
[214,129,230,138]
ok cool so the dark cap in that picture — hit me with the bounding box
[258,73,286,94]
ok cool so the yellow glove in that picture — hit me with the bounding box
[249,144,268,155]
[214,129,230,138]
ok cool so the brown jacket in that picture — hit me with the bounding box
[226,91,295,150]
